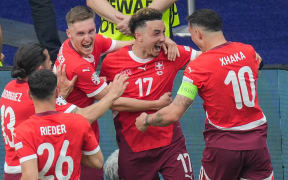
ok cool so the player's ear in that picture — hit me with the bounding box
[66,28,71,39]
[134,32,142,42]
[28,90,32,100]
[196,27,203,40]
[55,88,59,98]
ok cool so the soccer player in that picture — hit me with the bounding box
[135,9,274,180]
[0,43,128,180]
[100,8,201,180]
[14,69,102,180]
[54,6,173,179]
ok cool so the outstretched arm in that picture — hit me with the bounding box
[135,94,193,132]
[76,73,128,124]
[148,0,178,13]
[86,0,123,25]
[136,78,198,131]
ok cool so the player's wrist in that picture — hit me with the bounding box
[144,114,150,126]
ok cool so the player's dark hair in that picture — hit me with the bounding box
[11,43,47,79]
[66,6,95,26]
[129,8,162,35]
[187,9,222,32]
[28,69,57,100]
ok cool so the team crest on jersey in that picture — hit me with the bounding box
[120,69,132,75]
[155,61,164,76]
[56,96,67,106]
[91,72,101,85]
[57,46,65,64]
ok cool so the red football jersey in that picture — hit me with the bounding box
[54,34,115,140]
[54,34,114,108]
[183,42,267,149]
[100,45,196,152]
[14,111,100,180]
[0,80,77,173]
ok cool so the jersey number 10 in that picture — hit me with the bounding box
[224,66,256,110]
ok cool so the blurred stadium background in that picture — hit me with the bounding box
[0,0,288,179]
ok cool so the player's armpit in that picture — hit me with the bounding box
[20,158,38,180]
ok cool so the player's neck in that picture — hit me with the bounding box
[32,99,56,114]
[204,32,227,52]
[131,44,150,59]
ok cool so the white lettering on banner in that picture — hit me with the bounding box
[219,51,246,66]
[40,125,67,136]
[1,90,22,102]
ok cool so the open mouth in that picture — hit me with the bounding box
[154,44,161,52]
[82,42,93,50]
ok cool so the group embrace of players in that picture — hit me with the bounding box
[0,4,273,180]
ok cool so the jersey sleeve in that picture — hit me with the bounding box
[183,58,209,89]
[99,55,115,82]
[81,118,100,155]
[55,96,77,113]
[94,34,116,55]
[174,45,198,70]
[14,126,37,164]
[74,64,107,98]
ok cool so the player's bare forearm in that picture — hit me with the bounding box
[87,0,123,24]
[78,74,128,123]
[114,40,134,51]
[148,0,178,13]
[111,92,172,112]
[135,95,193,132]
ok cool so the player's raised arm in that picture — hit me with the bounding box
[76,73,129,123]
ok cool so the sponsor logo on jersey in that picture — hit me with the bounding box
[91,72,101,85]
[188,67,194,73]
[138,65,147,71]
[120,69,132,75]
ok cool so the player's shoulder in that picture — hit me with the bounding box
[15,116,36,133]
[103,46,130,64]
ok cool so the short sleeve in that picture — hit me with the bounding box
[94,34,116,55]
[174,45,197,70]
[74,64,107,98]
[183,59,209,89]
[14,127,37,163]
[99,55,115,82]
[81,119,100,155]
[55,96,77,113]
